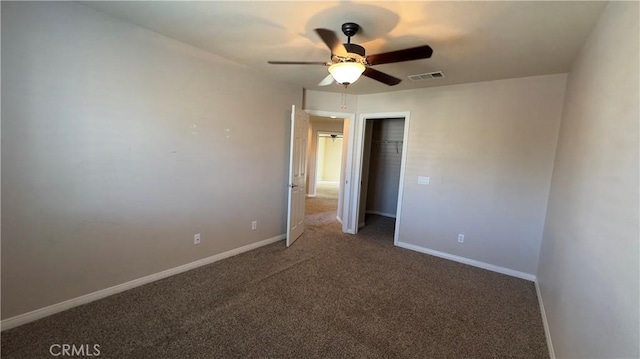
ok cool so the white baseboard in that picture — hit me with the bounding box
[1,234,286,331]
[365,210,396,218]
[395,241,536,281]
[336,215,343,224]
[535,279,556,359]
[306,194,316,198]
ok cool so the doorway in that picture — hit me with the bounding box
[342,111,410,245]
[305,131,342,226]
[304,115,348,226]
[358,118,405,232]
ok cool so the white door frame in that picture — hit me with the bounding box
[306,110,355,234]
[345,111,411,245]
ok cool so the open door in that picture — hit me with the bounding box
[286,105,309,246]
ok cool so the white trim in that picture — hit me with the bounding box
[395,241,536,281]
[343,114,359,234]
[336,215,343,224]
[306,194,316,198]
[347,114,366,234]
[365,210,396,219]
[394,113,410,246]
[535,279,556,359]
[1,234,286,331]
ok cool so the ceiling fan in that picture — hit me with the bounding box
[268,22,433,87]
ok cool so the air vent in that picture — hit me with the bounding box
[408,71,445,81]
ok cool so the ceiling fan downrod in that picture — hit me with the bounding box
[341,22,359,44]
[340,22,366,59]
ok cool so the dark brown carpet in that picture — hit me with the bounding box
[1,183,548,358]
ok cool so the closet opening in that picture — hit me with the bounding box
[357,117,407,239]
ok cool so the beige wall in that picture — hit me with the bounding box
[356,74,566,274]
[537,2,640,358]
[1,2,301,319]
[317,137,342,182]
[316,137,326,180]
[304,91,358,114]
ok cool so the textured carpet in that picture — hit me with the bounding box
[1,183,548,358]
[305,182,340,228]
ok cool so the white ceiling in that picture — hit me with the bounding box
[83,1,607,95]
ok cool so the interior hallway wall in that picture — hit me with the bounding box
[537,2,640,358]
[317,137,342,182]
[1,2,302,319]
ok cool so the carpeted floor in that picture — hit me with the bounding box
[1,183,548,358]
[305,182,340,227]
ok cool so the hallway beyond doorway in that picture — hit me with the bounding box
[305,182,339,227]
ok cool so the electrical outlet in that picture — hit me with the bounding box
[457,234,464,243]
[194,233,201,245]
[251,220,257,230]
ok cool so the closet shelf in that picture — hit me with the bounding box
[372,139,403,154]
[372,140,403,144]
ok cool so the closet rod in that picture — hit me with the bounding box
[372,140,403,144]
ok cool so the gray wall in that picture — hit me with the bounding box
[537,2,640,358]
[1,2,301,319]
[355,74,566,275]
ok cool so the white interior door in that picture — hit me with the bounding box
[286,105,309,246]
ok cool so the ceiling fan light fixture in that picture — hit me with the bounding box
[328,62,365,85]
[269,23,432,87]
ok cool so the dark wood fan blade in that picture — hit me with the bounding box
[314,29,347,57]
[268,61,329,65]
[366,45,433,65]
[363,67,402,86]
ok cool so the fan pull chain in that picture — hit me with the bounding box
[340,91,347,109]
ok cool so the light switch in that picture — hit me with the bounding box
[417,176,430,185]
